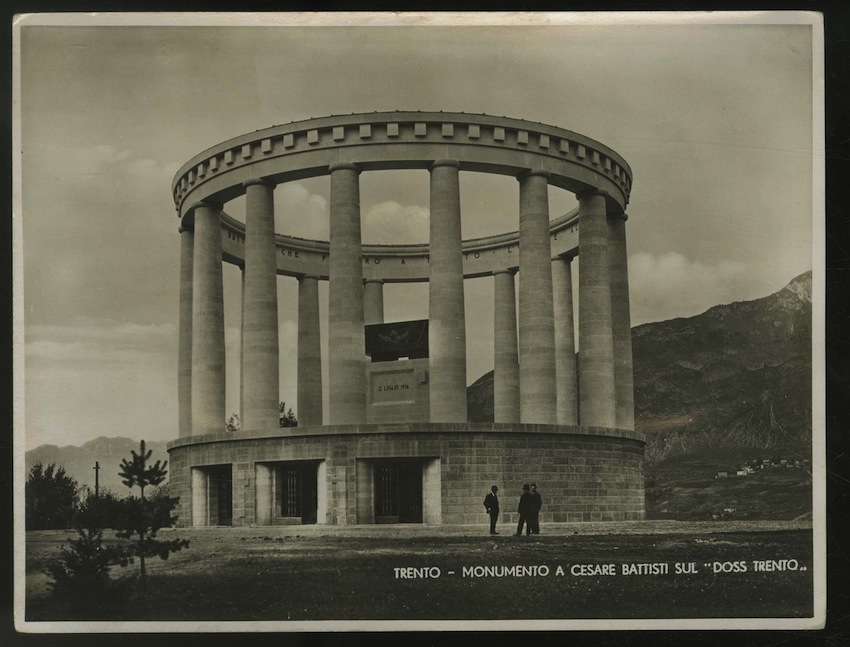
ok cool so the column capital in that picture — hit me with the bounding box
[517,169,550,181]
[298,273,322,282]
[492,268,516,277]
[552,252,576,263]
[609,211,628,222]
[189,199,223,213]
[178,225,193,234]
[430,159,461,170]
[576,189,608,201]
[328,162,361,174]
[242,177,276,189]
[363,278,385,285]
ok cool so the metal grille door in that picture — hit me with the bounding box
[374,461,423,523]
[281,465,301,518]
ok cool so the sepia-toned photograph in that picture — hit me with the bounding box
[12,12,825,632]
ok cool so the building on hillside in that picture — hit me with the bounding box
[166,112,643,527]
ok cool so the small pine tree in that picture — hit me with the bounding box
[45,491,129,616]
[116,440,188,589]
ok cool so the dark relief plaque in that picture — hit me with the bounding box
[365,319,429,362]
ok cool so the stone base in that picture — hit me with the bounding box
[167,423,645,528]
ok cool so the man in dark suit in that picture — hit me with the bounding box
[483,485,500,534]
[529,483,542,535]
[516,484,535,536]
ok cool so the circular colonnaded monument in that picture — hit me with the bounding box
[167,111,644,527]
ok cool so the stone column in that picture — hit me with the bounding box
[297,274,323,427]
[428,159,467,423]
[328,163,366,424]
[493,269,520,423]
[178,225,194,438]
[609,213,635,430]
[553,255,578,425]
[241,179,280,433]
[191,201,226,437]
[363,279,384,325]
[578,191,616,428]
[518,171,557,424]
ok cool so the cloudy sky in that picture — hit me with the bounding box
[16,13,818,450]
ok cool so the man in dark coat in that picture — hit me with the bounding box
[529,483,542,535]
[483,485,500,534]
[516,484,535,536]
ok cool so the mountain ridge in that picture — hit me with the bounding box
[25,436,171,496]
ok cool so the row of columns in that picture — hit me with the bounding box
[177,163,633,438]
[179,189,326,437]
[491,190,633,429]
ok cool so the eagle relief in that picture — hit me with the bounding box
[379,328,410,347]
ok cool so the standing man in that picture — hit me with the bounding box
[516,484,534,536]
[483,485,500,535]
[529,483,542,535]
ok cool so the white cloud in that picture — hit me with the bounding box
[275,182,329,240]
[628,251,754,325]
[363,200,429,244]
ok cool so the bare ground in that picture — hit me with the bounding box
[23,520,816,623]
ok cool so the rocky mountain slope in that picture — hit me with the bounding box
[633,270,811,461]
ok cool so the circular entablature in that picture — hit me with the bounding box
[174,111,630,281]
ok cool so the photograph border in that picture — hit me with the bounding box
[9,9,830,636]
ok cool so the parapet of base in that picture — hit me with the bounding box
[167,423,645,528]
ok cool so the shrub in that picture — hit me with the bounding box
[45,492,131,616]
[26,463,79,530]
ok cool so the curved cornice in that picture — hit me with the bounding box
[172,111,632,218]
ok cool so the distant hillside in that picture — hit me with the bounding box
[633,270,811,461]
[467,372,494,423]
[25,436,171,496]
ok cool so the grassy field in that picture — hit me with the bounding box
[24,523,815,623]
